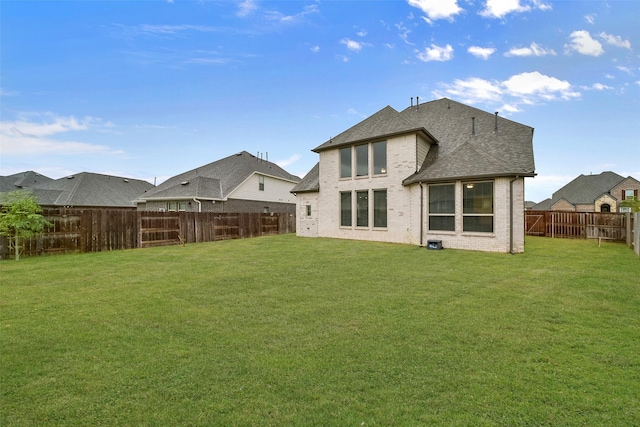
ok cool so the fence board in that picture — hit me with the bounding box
[525,211,626,241]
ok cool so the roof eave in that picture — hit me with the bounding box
[313,128,437,153]
[403,171,536,185]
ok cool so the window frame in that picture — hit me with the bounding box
[372,141,387,175]
[373,189,387,228]
[340,191,352,227]
[462,181,494,233]
[340,147,352,179]
[306,204,312,217]
[355,144,369,177]
[356,190,369,227]
[258,175,265,191]
[428,183,456,232]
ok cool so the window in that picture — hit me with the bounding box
[340,192,352,227]
[356,191,368,226]
[258,175,265,191]
[167,201,177,212]
[429,184,455,231]
[373,190,387,228]
[263,206,269,213]
[306,204,312,217]
[463,181,493,233]
[356,145,368,177]
[178,202,187,212]
[340,148,352,179]
[623,189,636,199]
[373,141,387,175]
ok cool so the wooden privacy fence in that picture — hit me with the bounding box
[525,210,638,255]
[0,209,296,259]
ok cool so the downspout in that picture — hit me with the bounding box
[193,198,202,243]
[192,198,202,212]
[509,176,519,254]
[420,183,424,246]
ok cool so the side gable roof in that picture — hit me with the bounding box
[551,171,624,204]
[312,105,437,152]
[0,171,53,192]
[291,163,319,193]
[33,172,154,207]
[140,151,300,201]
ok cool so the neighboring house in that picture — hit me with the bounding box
[291,98,536,253]
[20,172,154,209]
[135,151,301,213]
[532,172,640,213]
[0,171,53,192]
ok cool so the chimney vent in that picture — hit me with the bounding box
[472,117,476,136]
[416,96,419,110]
[494,112,499,132]
[411,97,413,107]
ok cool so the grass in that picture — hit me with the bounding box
[1,235,639,426]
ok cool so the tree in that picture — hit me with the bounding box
[620,196,640,213]
[0,190,52,260]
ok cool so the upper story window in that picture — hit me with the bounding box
[340,141,386,179]
[623,189,636,199]
[463,181,494,233]
[340,147,352,179]
[258,175,265,191]
[373,141,387,175]
[428,184,455,231]
[356,145,368,177]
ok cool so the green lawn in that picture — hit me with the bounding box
[1,235,639,426]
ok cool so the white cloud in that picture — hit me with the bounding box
[0,114,121,156]
[433,71,580,111]
[468,46,496,60]
[480,0,550,18]
[237,0,258,17]
[407,0,463,21]
[264,4,319,24]
[416,44,454,62]
[582,83,614,91]
[275,154,301,168]
[505,42,556,57]
[585,14,596,24]
[310,45,320,53]
[340,38,363,52]
[598,32,631,49]
[565,30,604,56]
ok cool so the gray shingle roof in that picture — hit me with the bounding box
[140,151,300,201]
[402,99,535,183]
[30,173,154,207]
[313,105,437,152]
[549,171,624,204]
[0,171,53,192]
[291,162,319,193]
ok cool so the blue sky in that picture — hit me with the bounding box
[1,0,638,202]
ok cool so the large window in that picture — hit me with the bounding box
[429,184,455,231]
[340,148,352,179]
[373,141,387,175]
[463,181,494,233]
[258,175,265,191]
[356,145,368,177]
[340,192,352,226]
[356,191,368,227]
[373,190,387,228]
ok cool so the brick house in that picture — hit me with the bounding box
[533,172,640,212]
[135,151,300,214]
[291,98,536,253]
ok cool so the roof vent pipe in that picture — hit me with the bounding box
[472,117,476,136]
[411,97,413,107]
[416,96,419,110]
[494,112,499,132]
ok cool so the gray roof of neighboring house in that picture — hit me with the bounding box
[139,151,300,201]
[32,172,154,207]
[549,171,624,204]
[311,98,535,185]
[0,171,53,192]
[291,162,319,193]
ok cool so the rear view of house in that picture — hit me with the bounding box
[292,98,536,253]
